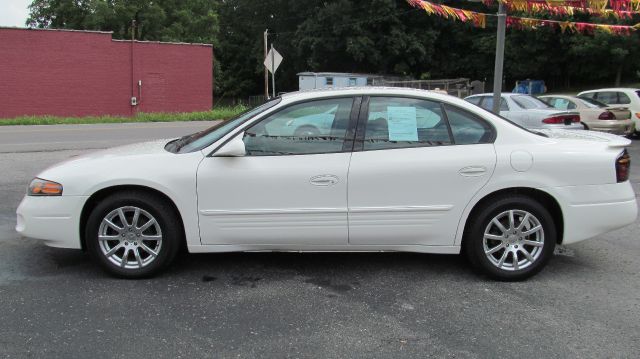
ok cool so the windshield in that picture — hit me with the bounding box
[167,98,281,153]
[577,97,607,108]
[512,95,551,109]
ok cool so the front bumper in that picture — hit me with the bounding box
[547,182,638,245]
[16,195,88,249]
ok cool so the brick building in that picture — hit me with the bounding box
[0,27,213,118]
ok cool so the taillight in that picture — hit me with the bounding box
[542,115,580,124]
[635,112,640,119]
[616,150,630,183]
[598,111,615,120]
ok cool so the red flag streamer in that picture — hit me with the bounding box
[482,0,640,18]
[407,0,639,35]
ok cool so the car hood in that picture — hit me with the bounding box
[47,139,173,168]
[36,138,204,196]
[536,129,632,148]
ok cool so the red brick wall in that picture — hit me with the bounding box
[0,28,213,118]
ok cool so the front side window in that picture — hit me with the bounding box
[363,97,452,150]
[325,77,334,86]
[171,98,281,153]
[349,78,357,86]
[243,98,353,156]
[443,104,495,145]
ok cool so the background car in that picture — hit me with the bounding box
[577,88,640,135]
[465,93,582,130]
[540,94,633,135]
[16,88,637,281]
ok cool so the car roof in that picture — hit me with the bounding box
[279,87,462,103]
[466,93,526,99]
[578,88,640,94]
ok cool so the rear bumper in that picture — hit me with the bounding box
[542,123,584,131]
[546,182,638,245]
[586,119,634,135]
[16,195,87,249]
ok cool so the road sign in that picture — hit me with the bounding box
[264,47,283,74]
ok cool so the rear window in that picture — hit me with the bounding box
[577,96,607,108]
[512,95,551,109]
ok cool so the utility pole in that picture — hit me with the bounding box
[491,3,506,114]
[264,29,269,99]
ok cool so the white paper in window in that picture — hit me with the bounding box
[387,106,418,141]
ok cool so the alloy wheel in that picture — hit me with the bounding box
[98,206,163,269]
[482,209,544,271]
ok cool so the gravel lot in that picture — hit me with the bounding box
[0,123,638,358]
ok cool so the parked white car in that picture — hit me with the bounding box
[540,94,633,135]
[577,88,640,135]
[16,88,637,281]
[465,93,583,130]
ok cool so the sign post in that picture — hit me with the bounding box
[264,45,283,98]
[491,3,507,114]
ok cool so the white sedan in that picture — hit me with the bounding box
[16,88,637,281]
[465,93,583,130]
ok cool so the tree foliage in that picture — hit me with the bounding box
[26,0,640,98]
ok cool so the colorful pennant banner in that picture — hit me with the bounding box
[407,0,640,35]
[483,0,640,18]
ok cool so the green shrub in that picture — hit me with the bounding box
[0,106,247,126]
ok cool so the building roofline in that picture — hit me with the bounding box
[297,72,383,78]
[0,26,113,35]
[1,26,213,47]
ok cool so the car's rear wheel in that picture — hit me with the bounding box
[85,191,182,278]
[463,195,556,281]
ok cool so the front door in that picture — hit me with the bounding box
[348,96,497,246]
[197,97,358,246]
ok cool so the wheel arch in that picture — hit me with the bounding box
[460,187,564,246]
[79,185,186,251]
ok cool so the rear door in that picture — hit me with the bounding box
[347,96,497,246]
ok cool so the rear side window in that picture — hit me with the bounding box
[466,97,481,105]
[363,97,452,150]
[512,95,550,109]
[595,91,618,104]
[443,104,495,145]
[618,92,631,104]
[545,97,576,110]
[480,96,509,111]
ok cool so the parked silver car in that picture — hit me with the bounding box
[465,93,582,130]
[540,94,633,135]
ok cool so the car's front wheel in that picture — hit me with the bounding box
[85,191,182,278]
[463,195,556,281]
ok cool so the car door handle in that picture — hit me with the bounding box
[459,166,487,177]
[310,175,339,186]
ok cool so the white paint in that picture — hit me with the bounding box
[15,87,638,254]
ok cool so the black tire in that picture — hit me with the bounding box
[85,190,183,278]
[463,195,556,281]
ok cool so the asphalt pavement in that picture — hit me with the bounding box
[0,122,639,358]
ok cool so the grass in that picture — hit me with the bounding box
[0,105,247,126]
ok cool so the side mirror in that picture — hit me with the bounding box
[213,134,246,157]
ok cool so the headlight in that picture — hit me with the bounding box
[28,178,63,196]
